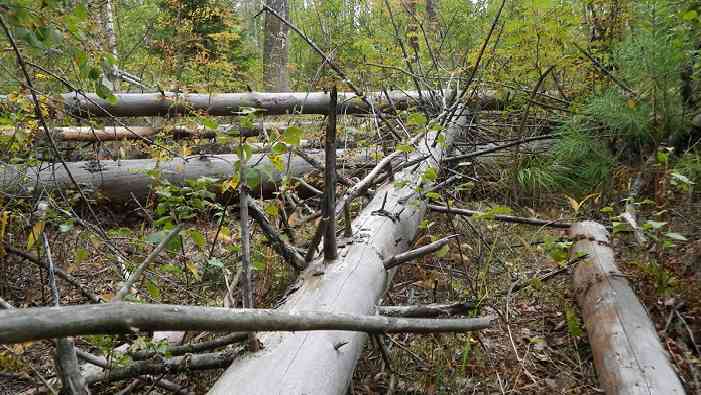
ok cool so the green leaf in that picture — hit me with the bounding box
[96,81,117,104]
[421,166,438,182]
[664,232,687,241]
[565,306,583,337]
[282,126,304,146]
[645,220,667,230]
[435,244,449,258]
[189,229,206,249]
[271,142,288,155]
[682,10,698,22]
[201,117,218,130]
[74,248,89,264]
[146,280,161,300]
[396,144,415,153]
[159,263,182,274]
[406,112,427,127]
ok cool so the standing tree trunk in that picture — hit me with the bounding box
[263,0,290,92]
[97,0,119,90]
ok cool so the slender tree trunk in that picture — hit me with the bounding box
[263,0,290,92]
[98,0,119,90]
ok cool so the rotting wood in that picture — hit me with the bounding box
[569,222,684,395]
[0,303,494,344]
[0,90,500,118]
[208,111,472,395]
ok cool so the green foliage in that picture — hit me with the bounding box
[517,124,614,194]
[153,176,221,228]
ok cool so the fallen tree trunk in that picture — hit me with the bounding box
[0,121,322,142]
[0,303,493,344]
[569,222,684,395]
[1,90,500,118]
[0,150,332,204]
[209,113,471,394]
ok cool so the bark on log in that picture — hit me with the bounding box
[1,90,499,117]
[208,112,469,394]
[0,303,493,344]
[0,150,327,204]
[569,222,684,395]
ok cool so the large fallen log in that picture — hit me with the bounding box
[569,222,684,395]
[2,90,500,118]
[209,113,472,394]
[0,150,332,204]
[0,121,323,142]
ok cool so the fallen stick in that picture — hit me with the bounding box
[569,222,684,395]
[376,302,474,318]
[0,303,494,344]
[429,204,572,228]
[383,234,458,270]
[85,350,234,384]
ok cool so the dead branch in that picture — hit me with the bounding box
[429,204,572,228]
[383,234,457,270]
[0,303,494,344]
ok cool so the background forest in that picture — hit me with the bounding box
[0,0,699,394]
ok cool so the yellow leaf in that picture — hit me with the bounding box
[626,98,637,109]
[26,222,44,250]
[217,227,232,242]
[564,194,580,212]
[186,261,201,280]
[0,210,8,256]
[181,145,192,157]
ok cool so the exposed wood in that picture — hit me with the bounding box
[0,303,494,344]
[429,204,572,228]
[569,222,684,395]
[209,111,469,395]
[0,150,330,205]
[383,234,457,270]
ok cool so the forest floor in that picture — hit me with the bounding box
[1,118,699,394]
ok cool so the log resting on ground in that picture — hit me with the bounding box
[209,111,470,394]
[0,150,339,204]
[0,90,500,117]
[569,222,684,395]
[0,121,322,142]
